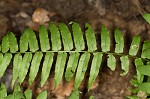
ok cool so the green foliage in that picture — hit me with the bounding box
[85,23,97,51]
[101,25,110,52]
[107,54,116,71]
[88,53,102,90]
[0,13,150,99]
[39,25,50,52]
[114,28,124,53]
[129,13,150,98]
[120,56,129,76]
[0,83,7,98]
[24,89,32,99]
[36,91,47,99]
[129,35,140,56]
[29,52,43,85]
[143,13,150,24]
[0,53,12,78]
[54,52,67,87]
[59,23,74,51]
[65,52,79,81]
[138,83,150,94]
[41,52,54,86]
[69,89,79,99]
[71,22,85,51]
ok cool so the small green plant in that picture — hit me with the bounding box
[0,14,150,99]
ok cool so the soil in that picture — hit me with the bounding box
[0,0,150,99]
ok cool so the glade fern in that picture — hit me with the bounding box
[0,14,150,99]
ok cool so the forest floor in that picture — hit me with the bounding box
[0,0,150,99]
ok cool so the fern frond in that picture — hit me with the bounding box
[0,16,150,98]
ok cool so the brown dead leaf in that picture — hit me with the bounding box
[32,8,52,25]
[51,79,74,98]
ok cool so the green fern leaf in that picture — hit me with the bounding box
[2,32,18,53]
[69,89,79,99]
[129,35,140,56]
[18,53,32,83]
[74,52,90,89]
[134,58,144,83]
[13,92,25,99]
[0,83,7,98]
[20,29,39,52]
[138,83,150,94]
[107,54,116,71]
[20,32,28,52]
[41,52,54,86]
[8,32,18,53]
[71,22,85,51]
[36,91,47,99]
[54,52,67,87]
[65,52,79,81]
[24,89,32,99]
[114,29,124,53]
[0,53,12,78]
[2,34,9,53]
[12,54,22,87]
[4,94,13,99]
[58,23,73,51]
[120,56,129,76]
[143,13,150,24]
[27,29,39,52]
[101,25,110,52]
[137,64,150,76]
[49,22,61,51]
[39,25,50,52]
[13,84,25,99]
[0,53,3,68]
[141,40,150,59]
[0,44,1,52]
[89,96,94,99]
[29,52,43,85]
[88,52,102,90]
[85,23,97,51]
[14,84,21,92]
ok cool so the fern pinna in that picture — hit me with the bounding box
[0,14,150,99]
